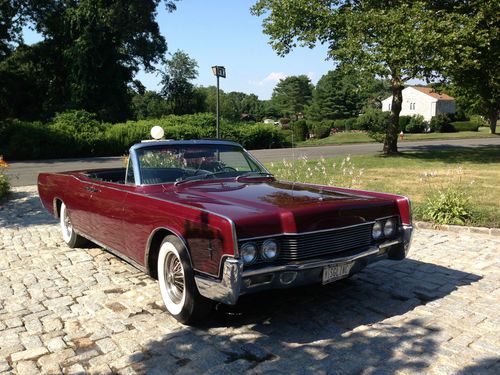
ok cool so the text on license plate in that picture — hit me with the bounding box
[322,261,355,284]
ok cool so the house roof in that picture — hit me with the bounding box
[412,87,455,101]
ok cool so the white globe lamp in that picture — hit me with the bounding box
[151,126,164,140]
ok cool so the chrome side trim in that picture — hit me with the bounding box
[242,247,380,277]
[194,258,243,305]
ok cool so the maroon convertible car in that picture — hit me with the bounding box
[38,139,413,324]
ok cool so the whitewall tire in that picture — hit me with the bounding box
[59,202,87,248]
[157,235,213,324]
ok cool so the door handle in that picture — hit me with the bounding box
[84,186,100,193]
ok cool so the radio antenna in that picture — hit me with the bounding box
[291,121,296,194]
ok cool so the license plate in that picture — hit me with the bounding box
[322,261,355,284]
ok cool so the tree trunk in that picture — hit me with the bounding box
[383,77,403,154]
[489,106,498,134]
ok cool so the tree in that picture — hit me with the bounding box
[131,91,170,120]
[252,1,463,153]
[0,0,177,122]
[0,0,25,60]
[442,0,499,133]
[160,50,199,115]
[270,75,313,117]
[306,67,390,121]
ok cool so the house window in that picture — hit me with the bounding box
[409,103,416,110]
[388,104,391,110]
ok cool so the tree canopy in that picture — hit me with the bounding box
[0,0,178,122]
[270,75,313,117]
[252,0,467,152]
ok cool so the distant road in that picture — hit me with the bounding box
[6,137,500,187]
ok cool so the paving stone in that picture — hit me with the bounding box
[1,186,499,375]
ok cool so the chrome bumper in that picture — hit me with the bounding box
[195,225,413,305]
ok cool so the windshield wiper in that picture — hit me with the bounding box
[174,171,229,186]
[235,172,274,182]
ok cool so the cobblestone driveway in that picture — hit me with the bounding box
[1,187,499,375]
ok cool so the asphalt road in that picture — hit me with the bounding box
[5,137,500,187]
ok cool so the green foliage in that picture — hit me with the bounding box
[356,109,390,142]
[469,115,489,128]
[160,50,199,115]
[398,116,412,132]
[308,121,332,139]
[450,121,479,132]
[406,115,427,134]
[0,156,9,199]
[334,118,358,131]
[131,91,171,120]
[270,75,313,117]
[252,0,467,153]
[430,114,456,133]
[291,120,309,141]
[422,187,474,225]
[0,112,285,160]
[0,0,176,122]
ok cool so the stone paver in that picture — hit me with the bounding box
[1,186,499,374]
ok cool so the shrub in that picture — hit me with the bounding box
[430,113,456,133]
[291,120,309,141]
[239,123,285,149]
[405,115,427,133]
[0,156,9,199]
[450,121,480,132]
[356,109,390,142]
[399,116,412,132]
[469,115,488,128]
[334,118,358,131]
[309,121,332,139]
[422,187,474,225]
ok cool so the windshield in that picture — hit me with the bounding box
[136,144,269,185]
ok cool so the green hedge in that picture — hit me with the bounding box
[0,111,285,160]
[451,121,480,132]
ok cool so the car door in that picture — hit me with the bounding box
[84,183,127,253]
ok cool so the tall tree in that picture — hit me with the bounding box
[0,0,25,60]
[270,75,313,117]
[442,0,499,133]
[160,50,198,115]
[307,67,390,121]
[252,1,463,153]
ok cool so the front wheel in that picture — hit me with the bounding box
[157,235,213,325]
[59,202,88,248]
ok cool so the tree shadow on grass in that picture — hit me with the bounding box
[396,145,500,164]
[127,258,483,374]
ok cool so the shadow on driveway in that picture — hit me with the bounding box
[129,258,483,374]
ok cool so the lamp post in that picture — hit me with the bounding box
[211,66,226,139]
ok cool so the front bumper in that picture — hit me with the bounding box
[195,225,413,305]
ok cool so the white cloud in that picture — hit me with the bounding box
[248,72,288,86]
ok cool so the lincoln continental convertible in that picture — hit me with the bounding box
[38,137,413,324]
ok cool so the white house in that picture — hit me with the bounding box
[382,86,456,122]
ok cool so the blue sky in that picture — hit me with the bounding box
[22,0,335,100]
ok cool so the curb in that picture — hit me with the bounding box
[414,221,500,237]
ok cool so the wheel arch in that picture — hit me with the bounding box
[145,227,192,280]
[53,197,63,219]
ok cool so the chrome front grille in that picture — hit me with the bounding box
[278,223,373,261]
[240,222,374,263]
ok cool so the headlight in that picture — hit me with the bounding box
[241,242,257,264]
[384,218,396,237]
[261,239,279,260]
[372,221,383,239]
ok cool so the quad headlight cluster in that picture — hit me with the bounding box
[372,217,398,240]
[240,239,279,264]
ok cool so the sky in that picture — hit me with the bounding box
[22,0,335,100]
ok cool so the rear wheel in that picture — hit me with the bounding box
[157,235,213,324]
[59,202,88,248]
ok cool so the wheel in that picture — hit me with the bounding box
[157,235,213,324]
[59,202,88,248]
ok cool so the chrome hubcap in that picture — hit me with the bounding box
[164,252,184,304]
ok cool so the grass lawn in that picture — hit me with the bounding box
[298,127,498,147]
[266,146,500,228]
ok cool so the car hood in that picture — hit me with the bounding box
[151,179,399,238]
